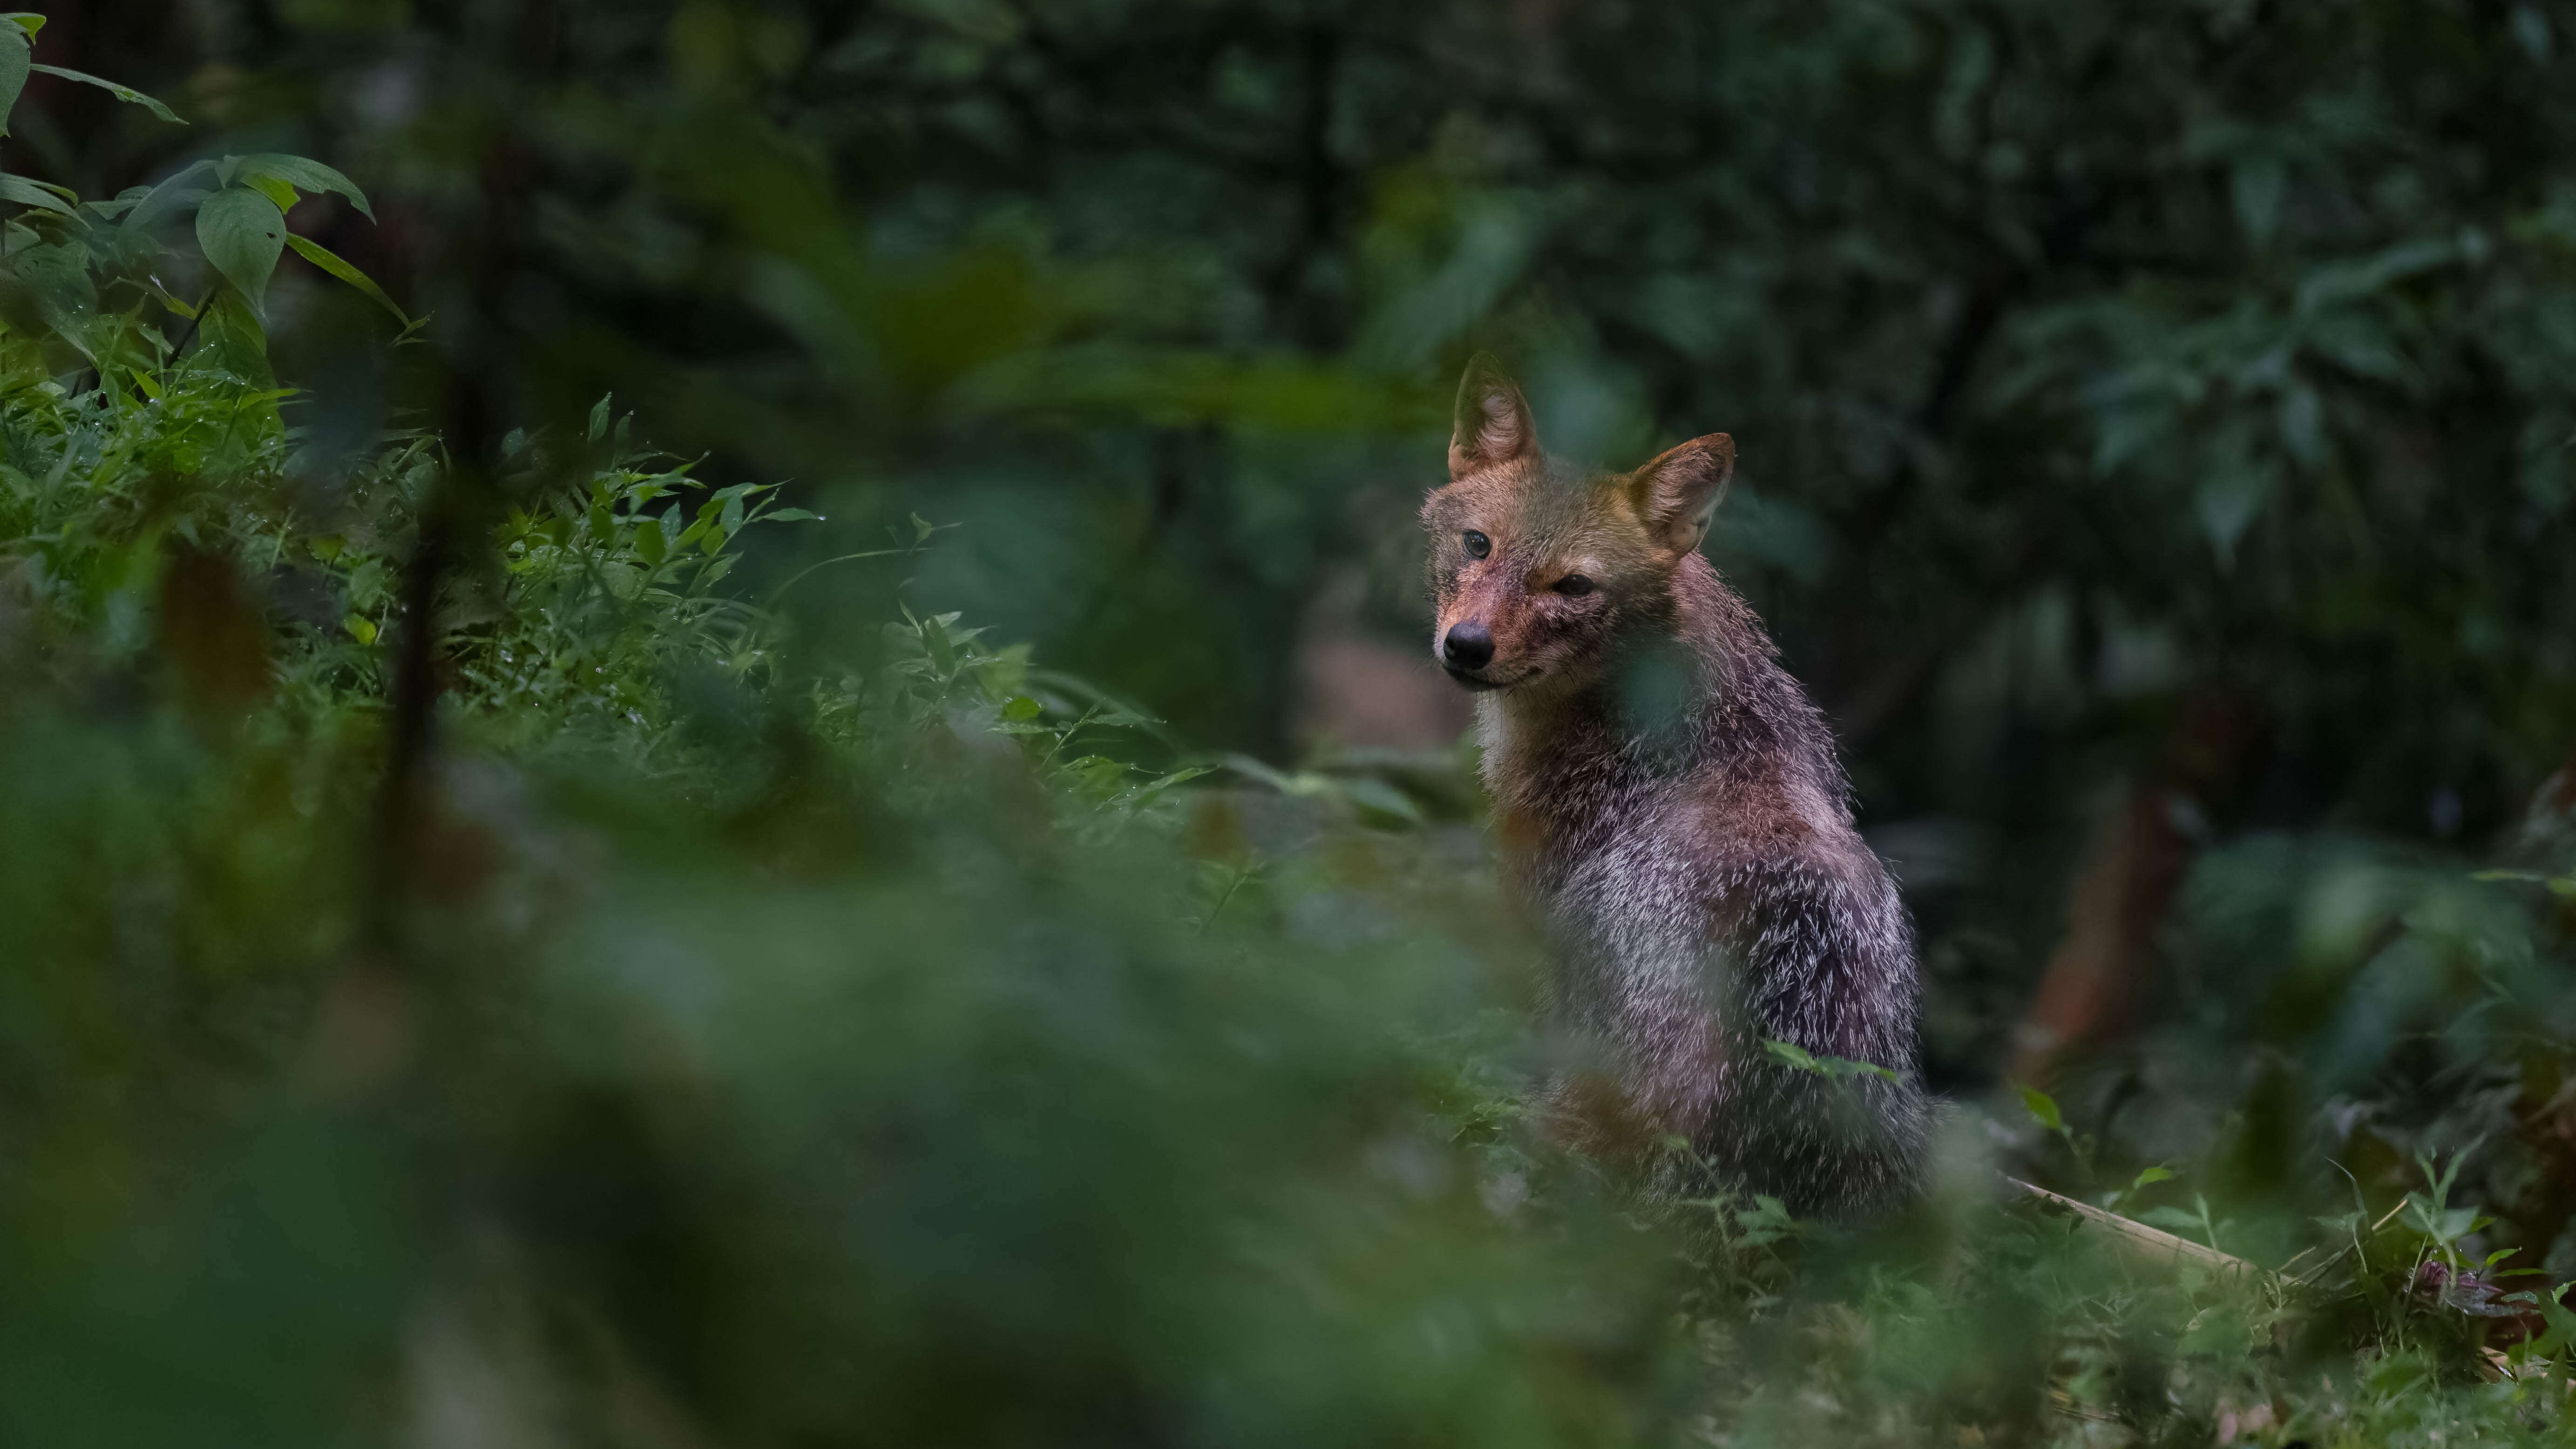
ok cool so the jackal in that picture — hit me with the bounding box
[1424,355,1928,1217]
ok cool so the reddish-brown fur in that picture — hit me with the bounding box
[1424,355,1928,1215]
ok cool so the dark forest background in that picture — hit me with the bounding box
[4,1,2575,1443]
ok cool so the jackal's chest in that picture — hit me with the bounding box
[1506,785,1722,994]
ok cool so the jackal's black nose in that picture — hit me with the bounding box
[1442,621,1494,671]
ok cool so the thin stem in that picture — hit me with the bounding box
[765,546,909,603]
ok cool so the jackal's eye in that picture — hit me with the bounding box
[1462,530,1491,559]
[1552,574,1595,597]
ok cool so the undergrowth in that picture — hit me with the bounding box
[6,349,2572,1448]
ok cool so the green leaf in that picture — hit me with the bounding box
[197,187,288,311]
[244,172,299,215]
[346,559,386,609]
[764,507,820,522]
[1340,776,1426,827]
[233,154,373,222]
[2534,1284,2576,1359]
[588,394,612,441]
[191,285,276,386]
[282,232,411,327]
[2131,1165,2176,1190]
[2474,869,2576,897]
[1764,1039,1821,1074]
[923,615,956,673]
[0,172,71,215]
[343,614,378,645]
[27,64,182,124]
[0,23,27,135]
[1132,765,1213,804]
[1,14,47,34]
[633,513,667,564]
[2017,1084,2064,1133]
[1760,1039,1897,1081]
[124,159,217,230]
[1001,696,1044,722]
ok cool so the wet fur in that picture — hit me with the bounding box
[1425,359,1929,1218]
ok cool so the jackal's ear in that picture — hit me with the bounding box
[1448,353,1537,479]
[1628,433,1735,556]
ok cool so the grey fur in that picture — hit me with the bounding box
[1477,554,1931,1218]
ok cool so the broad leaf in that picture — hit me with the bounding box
[191,284,275,388]
[0,14,44,34]
[244,173,298,215]
[283,232,412,328]
[28,63,181,124]
[124,159,217,230]
[196,186,287,311]
[0,22,26,134]
[0,172,71,215]
[235,154,374,222]
[0,238,96,349]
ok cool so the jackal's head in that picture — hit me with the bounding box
[1420,355,1734,694]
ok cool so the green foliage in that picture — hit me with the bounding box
[0,25,403,392]
[9,353,2561,1442]
[1764,1037,1900,1083]
[0,4,2574,1445]
[0,356,1679,1445]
